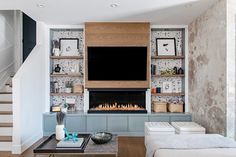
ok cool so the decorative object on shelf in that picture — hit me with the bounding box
[178,67,184,74]
[173,67,178,74]
[66,98,76,111]
[156,38,176,56]
[53,81,60,93]
[160,68,175,75]
[91,132,112,144]
[151,64,156,75]
[65,81,73,93]
[162,81,173,93]
[51,105,61,112]
[61,103,68,113]
[59,38,79,56]
[64,128,78,143]
[156,87,161,93]
[167,99,184,113]
[152,101,167,112]
[73,84,84,93]
[52,40,61,56]
[54,64,61,73]
[56,112,66,140]
[151,88,156,93]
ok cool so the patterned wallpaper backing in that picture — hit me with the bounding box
[50,29,84,111]
[151,29,185,102]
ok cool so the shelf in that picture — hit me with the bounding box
[50,73,83,77]
[50,93,83,96]
[151,93,185,96]
[50,56,83,59]
[152,74,185,77]
[151,56,185,59]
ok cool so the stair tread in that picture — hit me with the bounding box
[0,123,13,127]
[0,111,12,115]
[0,101,12,104]
[0,136,12,142]
[0,92,12,94]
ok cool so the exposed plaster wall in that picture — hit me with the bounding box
[188,0,227,135]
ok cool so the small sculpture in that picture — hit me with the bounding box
[63,128,78,143]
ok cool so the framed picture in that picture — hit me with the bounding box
[156,38,176,56]
[59,38,79,56]
[162,81,173,93]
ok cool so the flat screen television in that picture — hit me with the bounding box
[88,46,147,81]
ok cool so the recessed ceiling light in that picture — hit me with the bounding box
[110,3,119,8]
[37,4,45,8]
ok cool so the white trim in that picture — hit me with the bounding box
[21,132,43,153]
[151,25,188,29]
[184,26,189,112]
[47,25,84,29]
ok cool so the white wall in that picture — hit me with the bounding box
[0,10,15,90]
[12,22,47,154]
[227,0,236,139]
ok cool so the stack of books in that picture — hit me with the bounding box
[57,138,84,148]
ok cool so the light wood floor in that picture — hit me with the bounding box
[0,137,145,157]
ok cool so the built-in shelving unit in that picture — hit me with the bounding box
[50,93,84,96]
[50,28,84,111]
[50,73,83,77]
[50,56,84,59]
[151,28,186,112]
[152,74,185,77]
[151,93,185,97]
[151,55,185,59]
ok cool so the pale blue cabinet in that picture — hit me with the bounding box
[43,113,56,136]
[86,115,107,132]
[107,115,128,132]
[128,115,148,132]
[43,113,192,136]
[65,115,86,132]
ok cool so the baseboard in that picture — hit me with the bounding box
[12,132,43,154]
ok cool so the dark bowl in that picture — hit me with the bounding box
[91,132,113,144]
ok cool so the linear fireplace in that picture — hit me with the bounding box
[88,89,147,113]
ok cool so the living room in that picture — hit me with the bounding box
[0,0,236,157]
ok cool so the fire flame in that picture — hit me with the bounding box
[91,102,145,111]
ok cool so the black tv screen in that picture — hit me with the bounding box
[88,47,147,81]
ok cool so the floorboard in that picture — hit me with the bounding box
[0,136,145,157]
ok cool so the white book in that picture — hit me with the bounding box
[57,138,84,148]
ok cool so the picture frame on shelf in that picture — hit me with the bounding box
[162,81,173,93]
[59,38,79,56]
[156,38,176,56]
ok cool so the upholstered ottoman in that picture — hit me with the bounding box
[171,122,206,134]
[145,122,175,136]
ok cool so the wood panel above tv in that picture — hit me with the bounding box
[85,22,150,89]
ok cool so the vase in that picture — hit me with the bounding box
[53,48,60,56]
[56,124,65,140]
[54,64,61,73]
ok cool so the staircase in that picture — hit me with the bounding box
[0,77,13,151]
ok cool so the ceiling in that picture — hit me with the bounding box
[0,0,217,25]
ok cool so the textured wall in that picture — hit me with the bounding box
[188,0,227,135]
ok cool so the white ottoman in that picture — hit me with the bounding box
[171,122,206,134]
[145,122,175,136]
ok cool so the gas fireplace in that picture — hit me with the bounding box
[88,89,147,113]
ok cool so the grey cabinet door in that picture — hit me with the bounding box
[170,115,192,122]
[107,115,128,132]
[43,114,56,136]
[65,116,86,132]
[129,115,148,132]
[149,115,170,122]
[87,115,107,132]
